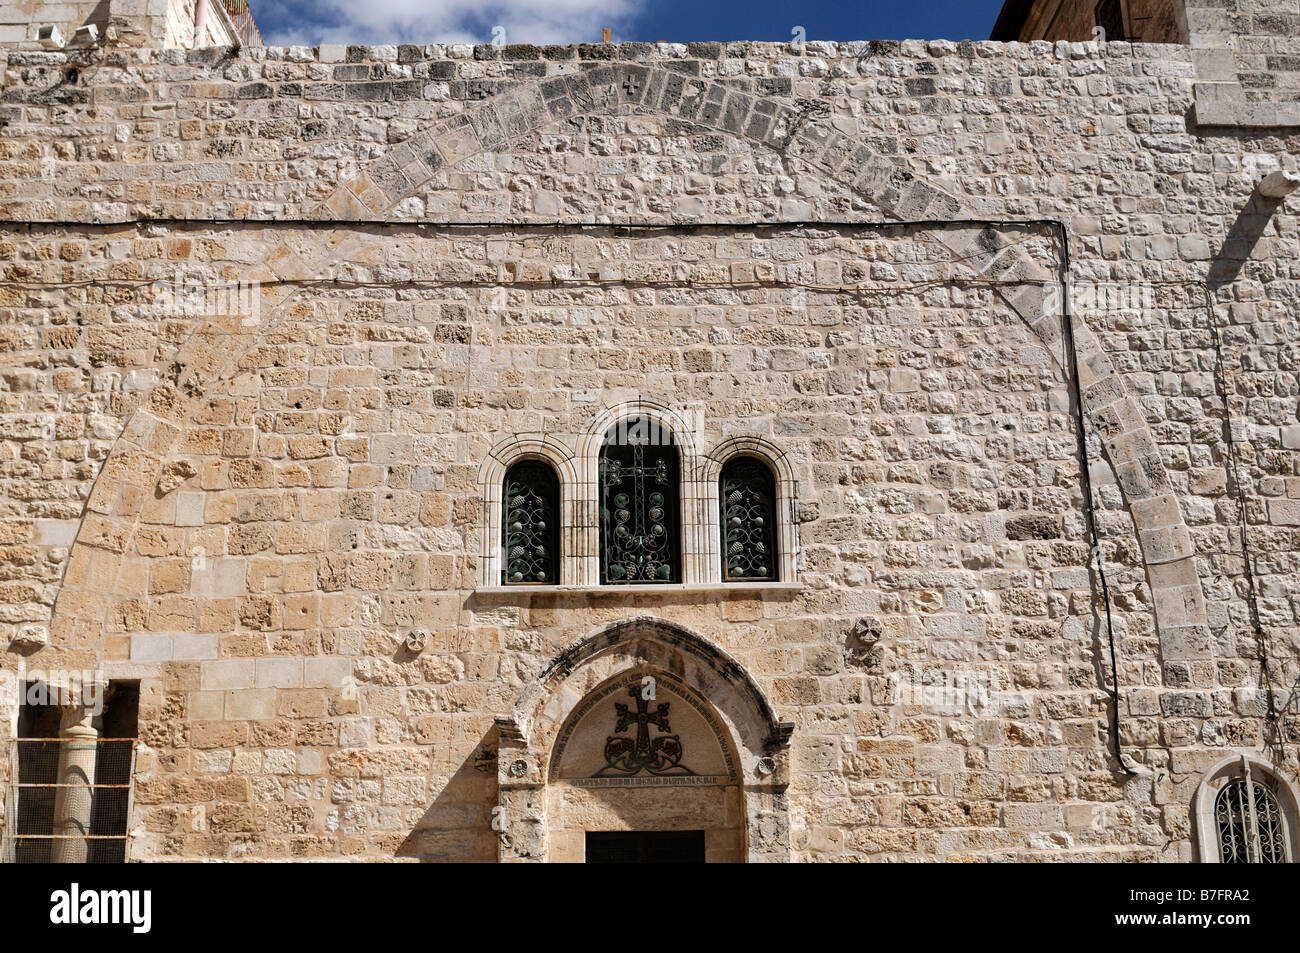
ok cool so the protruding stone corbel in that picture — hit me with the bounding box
[764,721,795,752]
[1258,170,1300,199]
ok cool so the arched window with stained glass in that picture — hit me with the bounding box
[501,460,560,585]
[720,457,778,582]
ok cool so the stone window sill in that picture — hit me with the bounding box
[475,582,803,596]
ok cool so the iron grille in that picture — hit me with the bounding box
[502,460,560,584]
[720,457,778,581]
[1215,778,1287,863]
[600,421,679,584]
[2,738,136,863]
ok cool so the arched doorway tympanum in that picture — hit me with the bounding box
[493,617,793,863]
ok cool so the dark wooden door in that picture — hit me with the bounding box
[585,830,705,863]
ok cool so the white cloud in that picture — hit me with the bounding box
[265,0,643,47]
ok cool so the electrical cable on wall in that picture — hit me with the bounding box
[1052,224,1139,777]
[1200,282,1286,766]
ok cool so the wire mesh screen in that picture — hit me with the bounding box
[4,739,136,863]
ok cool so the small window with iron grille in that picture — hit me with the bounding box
[1215,776,1288,863]
[501,460,561,584]
[1196,756,1298,864]
[720,457,779,582]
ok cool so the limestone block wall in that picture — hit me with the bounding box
[0,36,1296,861]
[0,0,180,50]
[1187,0,1300,124]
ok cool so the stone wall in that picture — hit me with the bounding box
[0,32,1297,861]
[1187,0,1300,124]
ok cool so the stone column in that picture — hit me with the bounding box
[50,697,99,864]
[746,722,795,863]
[494,716,547,862]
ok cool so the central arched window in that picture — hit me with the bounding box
[502,460,560,585]
[599,417,679,584]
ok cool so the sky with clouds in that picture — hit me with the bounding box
[252,0,1008,48]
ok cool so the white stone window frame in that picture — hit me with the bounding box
[1194,754,1300,863]
[701,437,800,586]
[478,435,580,587]
[477,402,801,593]
[575,400,704,586]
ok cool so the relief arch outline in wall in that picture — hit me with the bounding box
[43,69,1207,743]
[317,64,1210,661]
[493,615,794,863]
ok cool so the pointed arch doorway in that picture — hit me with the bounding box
[493,617,794,863]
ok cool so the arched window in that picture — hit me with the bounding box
[1215,778,1288,863]
[501,460,560,585]
[599,417,679,584]
[719,457,778,582]
[1195,756,1298,864]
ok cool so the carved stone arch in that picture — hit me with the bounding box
[494,615,794,862]
[311,63,971,225]
[47,72,1208,702]
[703,436,797,486]
[304,67,1208,656]
[575,398,703,479]
[703,436,800,585]
[515,615,787,750]
[574,399,705,585]
[478,434,579,586]
[1193,754,1300,863]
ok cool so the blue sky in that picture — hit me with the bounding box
[253,0,1009,48]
